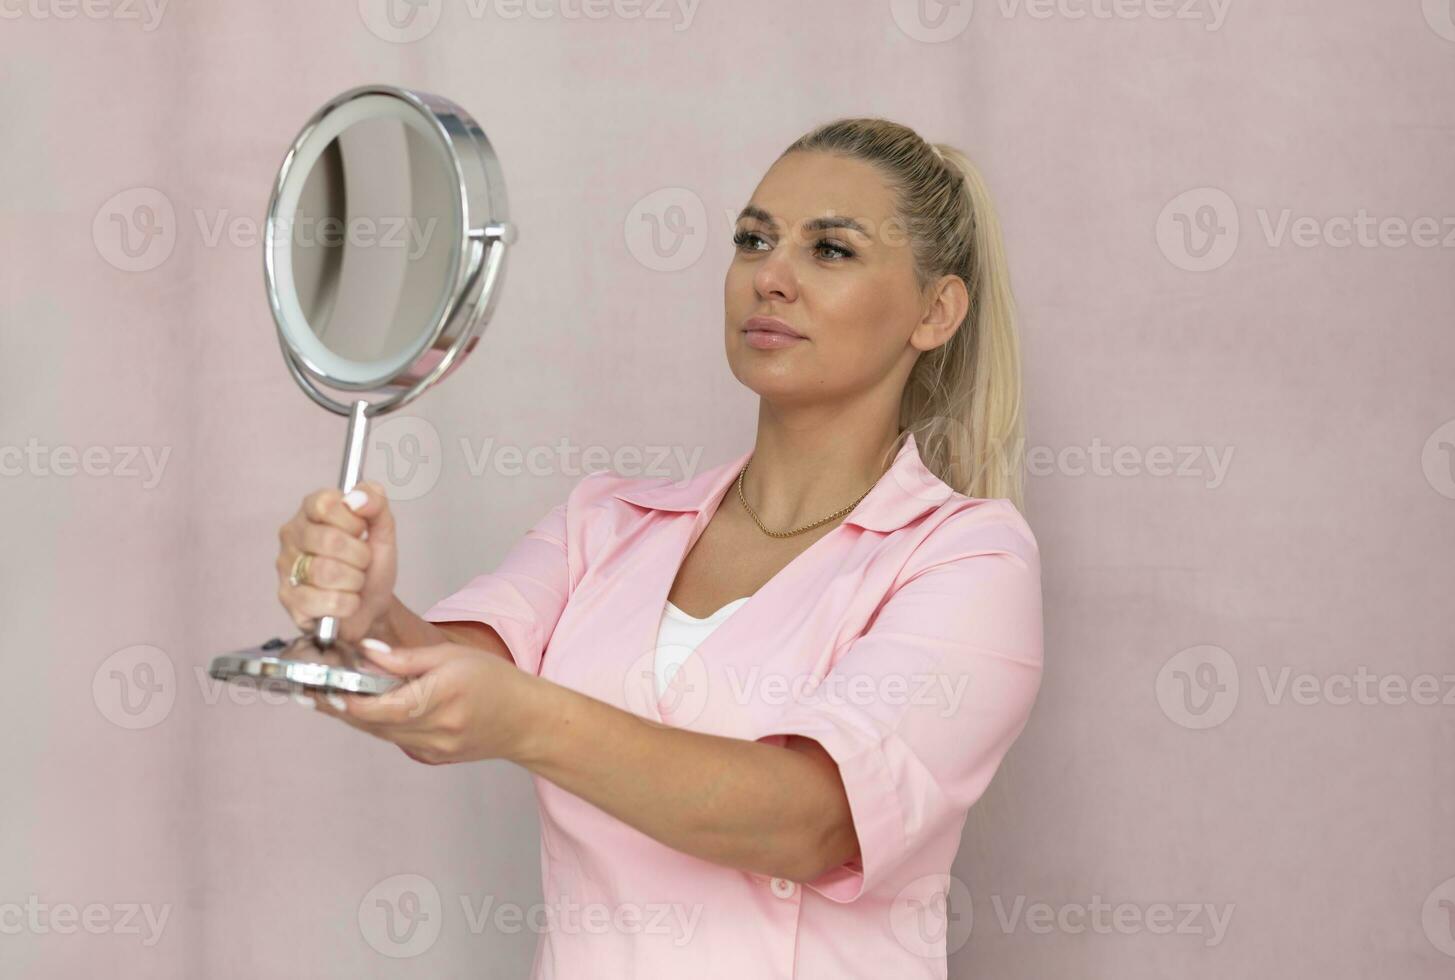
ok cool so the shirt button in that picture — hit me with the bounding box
[769,877,798,899]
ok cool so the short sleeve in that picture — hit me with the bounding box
[421,500,571,676]
[747,510,1044,903]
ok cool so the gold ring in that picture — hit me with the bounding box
[288,551,313,588]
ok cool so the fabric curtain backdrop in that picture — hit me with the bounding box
[1,1,1451,977]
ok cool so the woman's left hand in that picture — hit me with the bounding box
[308,638,541,766]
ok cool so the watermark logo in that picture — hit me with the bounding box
[93,187,176,272]
[95,187,442,272]
[465,0,700,28]
[890,873,974,956]
[992,0,1230,30]
[1424,0,1455,41]
[1156,644,1238,729]
[1160,188,1455,269]
[1157,187,1239,272]
[990,893,1234,946]
[358,0,443,42]
[1423,875,1455,956]
[358,874,702,951]
[621,653,975,726]
[624,187,708,272]
[93,644,176,730]
[253,212,440,261]
[459,437,704,482]
[1256,665,1455,707]
[1158,647,1455,724]
[1422,418,1455,499]
[359,873,443,958]
[351,427,710,502]
[1256,208,1455,249]
[624,644,711,725]
[890,0,975,42]
[1025,439,1234,489]
[886,421,1236,493]
[891,0,1233,39]
[364,415,443,502]
[360,0,701,38]
[723,665,973,718]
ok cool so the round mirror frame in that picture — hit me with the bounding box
[263,82,516,417]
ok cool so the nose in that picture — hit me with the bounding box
[751,242,798,304]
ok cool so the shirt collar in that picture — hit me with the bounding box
[609,431,955,533]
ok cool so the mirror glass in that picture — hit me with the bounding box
[272,100,462,385]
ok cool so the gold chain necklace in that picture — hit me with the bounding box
[735,459,876,538]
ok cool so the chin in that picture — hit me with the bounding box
[728,352,816,398]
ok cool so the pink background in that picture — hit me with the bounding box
[1,1,1452,976]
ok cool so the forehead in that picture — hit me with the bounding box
[745,150,900,227]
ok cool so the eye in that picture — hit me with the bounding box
[732,229,770,252]
[733,229,855,261]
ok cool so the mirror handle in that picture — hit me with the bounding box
[316,398,372,648]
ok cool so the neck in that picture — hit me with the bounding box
[742,404,902,530]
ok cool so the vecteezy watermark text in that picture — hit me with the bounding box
[0,896,171,946]
[0,439,170,488]
[357,873,703,958]
[990,894,1234,947]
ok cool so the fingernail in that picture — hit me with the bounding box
[291,692,316,710]
[326,693,347,712]
[341,489,368,512]
[361,637,392,658]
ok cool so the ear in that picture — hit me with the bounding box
[910,273,970,353]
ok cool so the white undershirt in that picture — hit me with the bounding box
[653,597,751,698]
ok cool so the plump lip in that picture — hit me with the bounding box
[742,315,806,339]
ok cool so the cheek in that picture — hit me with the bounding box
[816,276,898,345]
[723,262,753,309]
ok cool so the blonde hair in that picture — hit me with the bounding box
[782,119,1027,510]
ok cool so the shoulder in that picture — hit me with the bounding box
[897,494,1043,663]
[911,492,1040,571]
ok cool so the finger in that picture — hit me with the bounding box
[302,488,369,538]
[297,522,372,571]
[309,689,393,736]
[282,583,362,621]
[286,609,319,634]
[312,683,437,736]
[343,671,446,725]
[344,481,397,550]
[339,481,393,524]
[357,638,459,679]
[278,553,365,593]
[340,687,423,726]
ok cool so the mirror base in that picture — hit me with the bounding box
[208,633,402,697]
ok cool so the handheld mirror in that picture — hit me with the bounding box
[208,83,516,698]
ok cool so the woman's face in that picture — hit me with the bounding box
[723,150,948,408]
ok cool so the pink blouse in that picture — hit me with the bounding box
[422,431,1045,979]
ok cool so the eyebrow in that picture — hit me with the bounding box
[735,205,871,238]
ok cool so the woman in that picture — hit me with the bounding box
[276,118,1043,978]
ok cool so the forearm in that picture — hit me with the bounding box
[511,676,856,883]
[375,595,514,661]
[372,595,446,647]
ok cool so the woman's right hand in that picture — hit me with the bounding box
[276,480,397,644]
